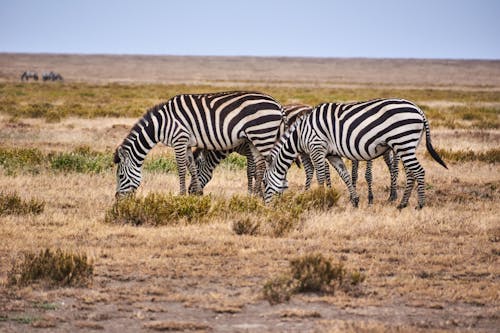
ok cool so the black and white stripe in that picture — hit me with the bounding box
[114,91,284,197]
[187,104,317,194]
[264,98,447,209]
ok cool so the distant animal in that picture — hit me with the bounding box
[20,71,38,81]
[264,98,448,209]
[114,91,284,198]
[42,71,63,81]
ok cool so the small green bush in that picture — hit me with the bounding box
[290,253,345,292]
[263,253,365,304]
[0,147,44,174]
[262,275,297,305]
[0,192,44,215]
[143,156,178,173]
[221,153,247,170]
[232,215,261,236]
[106,193,213,226]
[8,248,93,287]
[49,146,113,173]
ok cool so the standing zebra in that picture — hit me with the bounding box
[264,98,447,209]
[114,91,284,197]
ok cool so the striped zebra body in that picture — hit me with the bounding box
[114,91,284,197]
[264,98,447,209]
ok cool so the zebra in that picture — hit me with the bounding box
[42,71,63,81]
[190,104,399,203]
[187,104,316,195]
[114,91,284,198]
[21,71,38,81]
[263,98,447,209]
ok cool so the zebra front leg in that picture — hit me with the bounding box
[365,160,374,204]
[186,149,202,195]
[327,155,359,207]
[300,154,314,190]
[247,143,266,196]
[383,150,398,202]
[310,148,328,187]
[173,143,189,195]
[245,149,256,195]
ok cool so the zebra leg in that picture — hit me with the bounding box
[310,148,328,187]
[327,155,359,207]
[300,154,314,190]
[186,149,202,195]
[413,163,426,209]
[247,143,266,196]
[365,160,374,204]
[397,150,424,209]
[173,143,189,195]
[245,149,256,195]
[351,160,359,194]
[325,160,332,188]
[383,150,398,202]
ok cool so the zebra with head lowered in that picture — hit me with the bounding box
[190,103,398,203]
[264,98,447,209]
[114,91,284,198]
[21,71,38,81]
[42,71,63,81]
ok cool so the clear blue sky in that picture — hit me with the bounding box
[1,0,499,59]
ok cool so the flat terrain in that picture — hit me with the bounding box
[2,53,500,88]
[0,54,499,332]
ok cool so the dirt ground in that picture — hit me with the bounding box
[0,54,499,332]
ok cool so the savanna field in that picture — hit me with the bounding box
[0,54,499,332]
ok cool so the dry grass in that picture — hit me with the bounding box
[0,76,499,331]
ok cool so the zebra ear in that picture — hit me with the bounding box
[113,147,122,164]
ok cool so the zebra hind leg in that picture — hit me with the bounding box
[365,160,374,204]
[397,148,427,209]
[325,160,332,188]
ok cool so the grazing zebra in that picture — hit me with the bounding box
[187,104,318,195]
[21,71,38,81]
[42,71,63,81]
[264,98,447,209]
[114,91,284,197]
[190,103,398,202]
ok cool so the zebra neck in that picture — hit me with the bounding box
[123,114,161,166]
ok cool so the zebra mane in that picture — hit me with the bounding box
[114,102,168,162]
[268,112,308,162]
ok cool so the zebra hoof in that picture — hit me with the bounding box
[415,204,424,210]
[397,203,407,210]
[388,193,397,202]
[351,197,359,208]
[368,195,374,205]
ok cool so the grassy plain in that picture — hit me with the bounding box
[0,55,499,332]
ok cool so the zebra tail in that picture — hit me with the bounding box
[423,117,448,169]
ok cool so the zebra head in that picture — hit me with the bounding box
[114,146,142,198]
[263,168,288,204]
